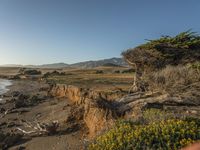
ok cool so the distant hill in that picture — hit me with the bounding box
[101,63,123,67]
[0,58,128,69]
[30,63,69,68]
[70,58,128,68]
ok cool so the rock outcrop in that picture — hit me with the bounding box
[50,84,87,104]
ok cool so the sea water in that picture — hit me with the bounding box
[0,79,12,100]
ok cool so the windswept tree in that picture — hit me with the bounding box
[122,30,200,92]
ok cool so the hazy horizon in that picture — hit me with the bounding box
[1,0,200,65]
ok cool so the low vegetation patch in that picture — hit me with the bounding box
[89,117,200,150]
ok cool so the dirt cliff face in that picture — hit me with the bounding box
[49,84,121,137]
[49,84,127,103]
[50,84,87,104]
[84,99,117,138]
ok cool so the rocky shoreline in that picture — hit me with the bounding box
[0,79,85,150]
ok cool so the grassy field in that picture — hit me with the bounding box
[0,66,134,92]
[46,66,134,92]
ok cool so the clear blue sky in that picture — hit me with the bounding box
[0,0,200,65]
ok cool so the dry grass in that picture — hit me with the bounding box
[146,65,200,96]
[0,67,20,76]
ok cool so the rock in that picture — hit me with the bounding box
[0,132,23,150]
[11,91,21,97]
[10,75,21,80]
[14,146,26,150]
[7,122,16,128]
[0,122,7,127]
[0,108,6,113]
[19,68,41,75]
[14,94,29,108]
[14,94,44,108]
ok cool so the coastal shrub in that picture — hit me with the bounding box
[88,118,200,150]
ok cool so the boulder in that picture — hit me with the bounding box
[0,132,23,150]
[14,94,29,108]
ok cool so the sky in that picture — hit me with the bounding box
[0,0,200,65]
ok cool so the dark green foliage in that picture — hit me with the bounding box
[141,30,200,50]
[122,30,200,71]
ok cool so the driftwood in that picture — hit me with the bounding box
[16,120,59,135]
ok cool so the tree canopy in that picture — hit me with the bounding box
[122,30,200,71]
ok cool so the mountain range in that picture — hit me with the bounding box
[1,57,128,69]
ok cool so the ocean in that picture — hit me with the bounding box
[0,79,12,100]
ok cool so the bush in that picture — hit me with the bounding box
[96,70,104,74]
[19,68,41,75]
[89,118,200,150]
[121,69,135,73]
[43,71,66,78]
[114,70,120,73]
